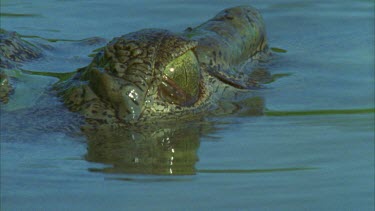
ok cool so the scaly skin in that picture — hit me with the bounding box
[0,29,43,103]
[0,71,12,103]
[57,6,270,126]
[0,28,42,69]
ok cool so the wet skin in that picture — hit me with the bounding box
[0,29,43,102]
[0,6,270,126]
[56,6,270,126]
[0,6,270,176]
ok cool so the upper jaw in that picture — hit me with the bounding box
[78,29,200,123]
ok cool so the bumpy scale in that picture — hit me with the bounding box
[57,6,270,126]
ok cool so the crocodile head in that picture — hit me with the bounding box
[59,29,209,125]
[0,28,42,69]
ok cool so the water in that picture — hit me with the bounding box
[1,0,374,210]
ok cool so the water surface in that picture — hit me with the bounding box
[1,0,374,210]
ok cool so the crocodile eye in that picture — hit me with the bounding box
[158,50,200,106]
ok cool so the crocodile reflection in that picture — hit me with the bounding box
[85,122,202,175]
[84,96,264,175]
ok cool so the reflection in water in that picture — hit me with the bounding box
[85,122,204,175]
[84,96,265,175]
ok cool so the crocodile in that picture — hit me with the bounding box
[0,28,43,70]
[0,29,44,103]
[56,6,271,126]
[0,6,270,175]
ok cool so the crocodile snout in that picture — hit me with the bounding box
[85,67,147,123]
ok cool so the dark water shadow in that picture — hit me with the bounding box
[85,120,215,175]
[103,167,316,183]
[0,13,42,18]
[107,176,195,183]
[83,97,267,176]
[197,167,317,174]
[81,97,372,176]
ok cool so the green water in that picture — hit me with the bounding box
[1,0,374,210]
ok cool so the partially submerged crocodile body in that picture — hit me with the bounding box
[0,29,43,70]
[0,29,43,103]
[56,6,270,126]
[1,5,271,175]
[1,6,271,127]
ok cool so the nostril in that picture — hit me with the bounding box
[127,89,140,105]
[122,97,141,121]
[117,86,144,122]
[86,68,147,123]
